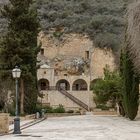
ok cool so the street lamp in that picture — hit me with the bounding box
[12,66,21,134]
[88,47,94,111]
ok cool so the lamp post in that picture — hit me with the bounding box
[12,66,21,134]
[88,47,94,111]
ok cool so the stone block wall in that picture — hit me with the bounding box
[90,47,116,79]
[0,113,9,134]
[38,90,96,110]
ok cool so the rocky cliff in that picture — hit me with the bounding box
[38,32,116,77]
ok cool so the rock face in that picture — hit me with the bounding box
[38,32,116,78]
[90,47,116,79]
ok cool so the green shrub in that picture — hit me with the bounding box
[92,66,122,107]
[35,104,42,114]
[44,106,53,113]
[53,105,65,113]
[36,104,66,113]
[96,104,109,110]
[36,104,54,113]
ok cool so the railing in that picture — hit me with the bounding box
[58,88,89,111]
[40,86,88,91]
[39,86,57,91]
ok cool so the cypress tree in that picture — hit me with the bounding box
[121,46,139,120]
[0,0,40,114]
[119,49,126,117]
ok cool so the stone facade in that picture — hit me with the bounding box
[38,90,94,111]
[37,32,116,110]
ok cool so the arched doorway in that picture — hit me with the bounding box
[38,79,50,90]
[56,79,70,90]
[72,79,88,91]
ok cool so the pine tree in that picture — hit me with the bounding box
[121,46,139,120]
[0,0,40,114]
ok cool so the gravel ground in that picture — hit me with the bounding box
[1,114,140,140]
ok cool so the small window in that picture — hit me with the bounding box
[85,51,89,59]
[40,48,44,55]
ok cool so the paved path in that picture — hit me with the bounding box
[9,120,34,130]
[2,115,140,140]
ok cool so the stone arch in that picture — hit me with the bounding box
[38,79,50,90]
[72,79,88,91]
[90,78,102,90]
[56,79,70,90]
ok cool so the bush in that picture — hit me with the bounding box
[53,105,65,113]
[36,104,66,113]
[96,104,109,110]
[92,66,122,107]
[36,104,54,113]
[44,106,54,113]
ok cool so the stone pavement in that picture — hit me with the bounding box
[1,115,140,140]
[9,120,34,130]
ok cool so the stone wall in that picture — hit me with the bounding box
[0,113,9,134]
[38,33,93,60]
[90,47,116,80]
[38,90,95,111]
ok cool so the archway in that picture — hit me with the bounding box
[38,79,50,90]
[56,79,70,90]
[72,79,88,91]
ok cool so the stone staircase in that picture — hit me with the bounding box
[58,88,89,111]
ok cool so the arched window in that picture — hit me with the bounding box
[38,79,50,90]
[56,79,70,90]
[72,79,88,91]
